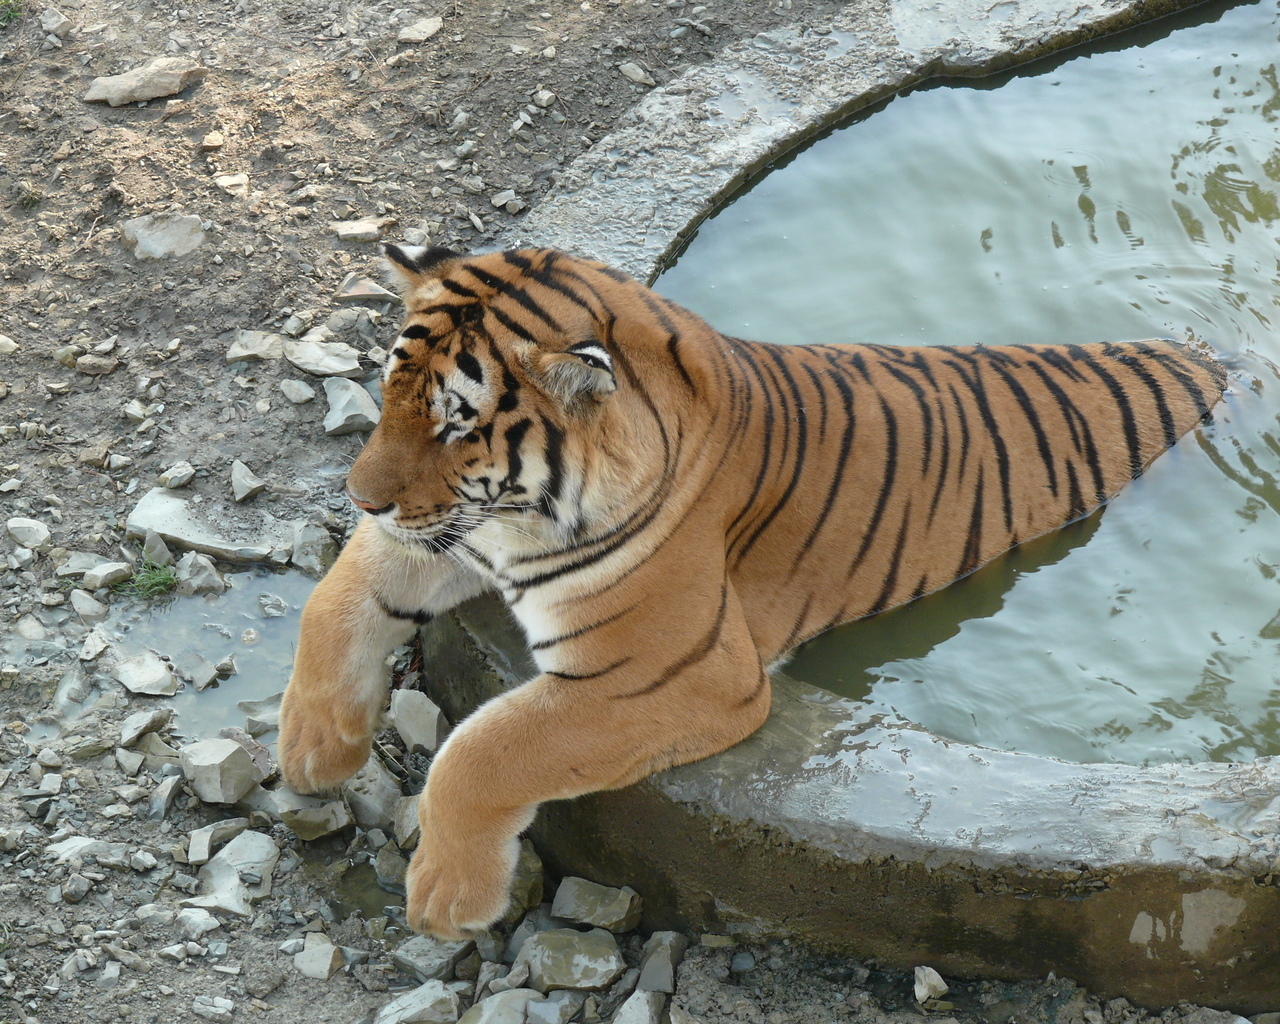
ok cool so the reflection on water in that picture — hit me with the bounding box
[658,0,1280,764]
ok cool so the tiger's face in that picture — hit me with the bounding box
[344,245,619,554]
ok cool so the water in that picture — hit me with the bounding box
[656,0,1280,765]
[106,569,315,742]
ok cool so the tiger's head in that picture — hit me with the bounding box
[344,245,664,554]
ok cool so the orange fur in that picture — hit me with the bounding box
[278,245,1227,938]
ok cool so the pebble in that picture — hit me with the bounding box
[729,951,755,973]
[612,990,665,1024]
[75,353,119,375]
[84,55,209,106]
[331,215,398,242]
[278,378,316,404]
[41,7,73,37]
[294,935,345,980]
[322,376,381,435]
[176,907,223,941]
[390,935,475,983]
[459,988,546,1024]
[637,932,688,993]
[121,212,207,260]
[334,272,399,304]
[515,928,626,993]
[69,588,109,624]
[388,689,449,754]
[373,979,461,1024]
[230,460,267,502]
[200,130,225,150]
[126,486,288,563]
[188,817,250,865]
[342,757,402,828]
[192,995,235,1020]
[62,873,92,903]
[914,965,949,1002]
[0,334,16,354]
[215,172,250,196]
[174,550,228,595]
[185,829,279,917]
[618,62,656,86]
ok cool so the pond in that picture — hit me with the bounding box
[655,0,1280,765]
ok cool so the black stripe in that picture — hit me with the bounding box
[455,350,484,385]
[529,605,633,651]
[879,359,935,478]
[540,415,565,507]
[487,303,539,344]
[983,354,1060,499]
[865,501,914,617]
[616,584,730,699]
[942,353,1014,535]
[1073,349,1144,479]
[667,334,697,394]
[376,598,433,626]
[846,391,899,579]
[547,656,630,682]
[793,357,854,566]
[464,265,564,333]
[960,463,986,577]
[502,418,533,485]
[401,324,434,341]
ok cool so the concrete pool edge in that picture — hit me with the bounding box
[450,0,1280,1009]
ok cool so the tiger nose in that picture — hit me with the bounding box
[346,487,394,515]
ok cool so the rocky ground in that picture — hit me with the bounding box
[0,1,1275,1023]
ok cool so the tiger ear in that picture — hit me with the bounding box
[382,243,462,292]
[535,342,617,407]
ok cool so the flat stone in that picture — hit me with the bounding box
[373,979,461,1024]
[525,990,585,1024]
[83,560,132,590]
[331,215,397,242]
[184,829,278,917]
[550,878,642,933]
[215,172,250,196]
[294,937,344,980]
[237,691,283,736]
[278,378,316,404]
[391,935,475,983]
[618,62,655,86]
[389,689,449,754]
[226,330,285,362]
[458,989,545,1024]
[142,529,176,565]
[84,55,208,106]
[62,873,92,903]
[7,516,51,549]
[121,212,206,260]
[41,7,72,37]
[113,650,178,696]
[375,841,408,894]
[54,550,102,578]
[174,551,227,596]
[291,521,337,577]
[334,272,400,304]
[230,460,266,502]
[192,995,235,1020]
[239,784,354,841]
[513,929,626,993]
[180,738,267,804]
[398,15,443,42]
[149,775,183,820]
[158,461,195,488]
[119,707,173,748]
[283,338,363,378]
[126,487,291,563]
[392,794,422,849]
[323,376,381,435]
[171,649,218,690]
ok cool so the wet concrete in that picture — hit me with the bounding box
[464,0,1280,1010]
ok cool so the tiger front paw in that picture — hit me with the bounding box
[405,824,516,940]
[277,690,375,794]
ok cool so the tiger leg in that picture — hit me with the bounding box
[278,518,489,793]
[404,585,770,938]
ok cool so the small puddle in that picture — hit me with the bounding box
[656,0,1280,765]
[105,568,315,742]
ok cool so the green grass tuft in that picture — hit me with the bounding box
[113,558,180,598]
[0,0,25,28]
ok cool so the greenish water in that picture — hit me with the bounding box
[656,0,1280,765]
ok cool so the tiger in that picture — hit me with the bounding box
[277,243,1228,939]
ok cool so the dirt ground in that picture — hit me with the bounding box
[0,2,1267,1024]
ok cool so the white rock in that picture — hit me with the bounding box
[283,338,362,378]
[322,377,381,435]
[7,516,51,549]
[184,830,278,917]
[230,460,266,502]
[158,461,195,488]
[294,936,344,980]
[192,995,235,1020]
[636,932,688,993]
[331,216,397,242]
[0,335,16,354]
[174,551,227,596]
[342,757,401,829]
[176,907,222,941]
[226,330,284,362]
[532,89,556,108]
[214,172,249,196]
[237,783,354,841]
[391,936,475,983]
[187,818,249,866]
[373,979,461,1024]
[398,15,443,43]
[40,7,72,37]
[84,56,208,106]
[69,589,109,625]
[82,560,132,590]
[491,189,518,208]
[126,487,290,563]
[291,521,337,577]
[618,62,655,86]
[113,651,178,696]
[514,929,626,993]
[612,991,665,1024]
[389,689,449,754]
[121,212,206,260]
[458,989,545,1024]
[278,379,315,404]
[914,965,948,1002]
[180,738,267,804]
[119,707,173,747]
[392,793,422,850]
